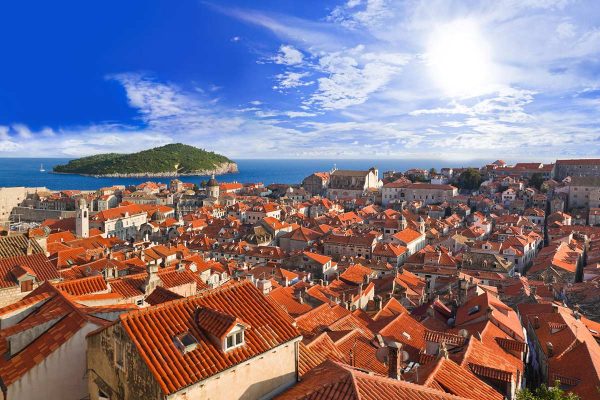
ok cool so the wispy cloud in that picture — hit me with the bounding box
[2,1,600,160]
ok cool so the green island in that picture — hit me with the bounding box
[53,143,238,177]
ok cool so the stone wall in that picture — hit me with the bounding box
[0,187,47,226]
[87,324,163,400]
[11,206,76,223]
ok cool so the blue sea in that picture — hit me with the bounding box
[0,158,490,190]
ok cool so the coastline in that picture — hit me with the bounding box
[50,161,239,178]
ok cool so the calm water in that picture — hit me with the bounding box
[0,158,489,190]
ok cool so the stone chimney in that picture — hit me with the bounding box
[142,263,160,294]
[387,342,403,380]
[546,342,554,357]
[374,295,383,311]
[438,342,449,359]
[26,239,33,255]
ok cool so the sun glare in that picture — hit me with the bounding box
[426,19,493,98]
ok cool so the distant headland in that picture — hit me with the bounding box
[52,143,238,178]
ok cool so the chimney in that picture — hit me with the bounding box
[438,342,449,359]
[374,295,383,311]
[143,263,160,294]
[546,342,554,357]
[533,316,540,329]
[530,285,537,297]
[387,342,403,380]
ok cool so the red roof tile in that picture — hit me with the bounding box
[275,360,467,400]
[110,280,301,395]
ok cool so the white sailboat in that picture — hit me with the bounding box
[39,163,45,172]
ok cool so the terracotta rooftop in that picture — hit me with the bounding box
[0,253,59,289]
[108,280,301,395]
[416,356,504,400]
[275,360,468,400]
[0,283,131,387]
[0,234,44,259]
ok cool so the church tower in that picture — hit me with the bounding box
[207,174,220,200]
[418,216,426,234]
[398,215,407,231]
[76,198,89,238]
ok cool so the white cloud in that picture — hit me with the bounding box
[273,71,313,90]
[306,46,410,109]
[328,0,393,29]
[12,124,33,139]
[272,45,304,66]
[4,1,600,160]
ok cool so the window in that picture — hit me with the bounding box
[20,279,33,292]
[173,332,198,354]
[225,327,245,350]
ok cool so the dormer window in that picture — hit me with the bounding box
[225,327,245,350]
[195,306,250,353]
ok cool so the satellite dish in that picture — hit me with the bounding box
[401,350,409,362]
[376,347,388,363]
[458,329,469,338]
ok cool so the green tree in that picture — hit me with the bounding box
[456,168,482,191]
[529,173,544,190]
[429,167,437,176]
[516,382,579,400]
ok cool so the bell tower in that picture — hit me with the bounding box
[76,198,89,238]
[207,174,220,200]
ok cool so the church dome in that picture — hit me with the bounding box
[207,174,218,187]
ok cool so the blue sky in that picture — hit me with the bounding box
[0,0,599,161]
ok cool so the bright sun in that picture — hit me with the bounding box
[426,19,493,98]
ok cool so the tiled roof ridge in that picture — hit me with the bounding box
[119,279,250,322]
[556,337,583,360]
[348,362,468,398]
[0,292,52,316]
[35,282,102,323]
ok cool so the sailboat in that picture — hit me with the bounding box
[39,164,45,172]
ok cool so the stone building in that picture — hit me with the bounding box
[90,203,148,240]
[0,187,46,228]
[301,172,330,196]
[568,176,600,210]
[87,280,302,400]
[554,158,600,180]
[326,168,379,199]
[323,233,379,260]
[383,182,457,206]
